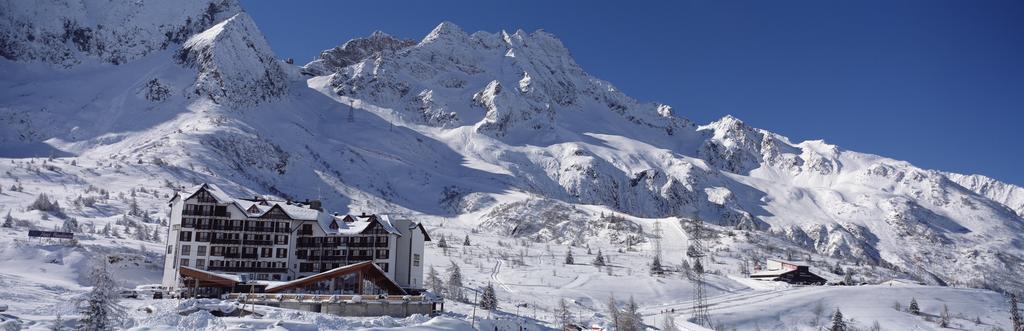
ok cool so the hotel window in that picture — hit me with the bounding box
[195,259,205,269]
[179,231,192,242]
[181,245,191,256]
[166,245,172,254]
[276,248,288,258]
[180,259,189,267]
[261,248,272,258]
[376,249,389,259]
[197,246,207,257]
[377,263,389,272]
[413,254,421,267]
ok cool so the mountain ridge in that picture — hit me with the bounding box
[1,3,1023,295]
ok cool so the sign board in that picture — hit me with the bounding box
[28,230,74,239]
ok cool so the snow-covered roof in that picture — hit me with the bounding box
[767,258,807,267]
[264,261,405,294]
[317,214,403,236]
[750,269,793,277]
[231,198,321,221]
[176,183,234,204]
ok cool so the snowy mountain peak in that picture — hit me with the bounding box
[0,0,242,67]
[420,21,470,45]
[302,30,416,76]
[177,12,287,107]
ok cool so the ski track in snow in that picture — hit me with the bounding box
[491,259,515,293]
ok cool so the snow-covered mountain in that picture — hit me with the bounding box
[2,0,1024,301]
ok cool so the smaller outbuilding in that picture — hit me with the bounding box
[750,258,826,285]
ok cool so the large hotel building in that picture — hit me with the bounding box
[161,183,430,293]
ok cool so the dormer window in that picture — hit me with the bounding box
[247,205,260,214]
[329,220,339,230]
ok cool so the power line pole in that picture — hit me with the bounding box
[687,218,712,327]
[653,221,664,275]
[347,99,355,123]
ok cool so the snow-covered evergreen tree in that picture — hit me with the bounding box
[128,197,141,216]
[557,298,573,330]
[77,258,124,331]
[2,211,13,228]
[565,248,574,265]
[462,234,471,246]
[446,261,463,301]
[939,304,950,328]
[909,298,920,315]
[606,295,621,330]
[437,235,448,248]
[134,225,149,241]
[479,282,497,310]
[830,308,847,331]
[621,296,643,331]
[650,255,663,275]
[593,249,605,266]
[29,193,63,216]
[427,266,443,296]
[150,226,161,242]
[51,312,64,331]
[61,218,79,233]
[843,271,854,285]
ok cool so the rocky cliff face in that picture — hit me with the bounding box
[302,31,415,76]
[0,0,241,67]
[177,12,287,107]
[945,172,1024,217]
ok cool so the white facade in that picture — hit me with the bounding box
[161,184,429,292]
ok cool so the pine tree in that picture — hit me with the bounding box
[593,249,605,266]
[565,248,574,265]
[134,225,149,241]
[2,210,13,228]
[621,296,643,331]
[909,298,920,315]
[128,197,140,216]
[830,308,847,331]
[62,218,79,233]
[427,266,443,296]
[938,304,950,328]
[557,298,573,330]
[78,258,124,331]
[437,235,448,248]
[101,223,111,236]
[52,313,64,331]
[606,295,621,331]
[650,255,663,275]
[479,282,497,310]
[843,271,854,285]
[446,261,463,301]
[150,226,161,242]
[462,235,471,246]
[1011,294,1022,331]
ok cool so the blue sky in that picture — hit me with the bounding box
[242,0,1024,185]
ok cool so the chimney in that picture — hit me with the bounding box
[309,200,322,211]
